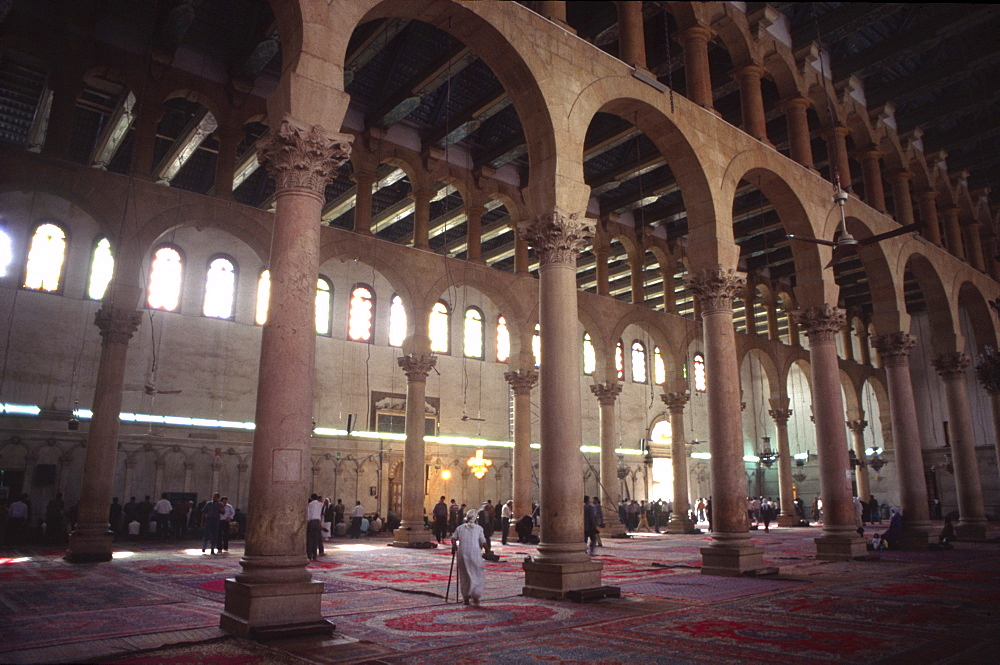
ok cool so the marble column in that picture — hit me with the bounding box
[518,211,603,597]
[213,125,241,200]
[221,117,351,639]
[964,222,986,272]
[514,230,530,275]
[686,268,765,575]
[793,305,866,559]
[942,207,965,260]
[411,188,433,250]
[505,369,538,521]
[768,405,797,527]
[824,125,852,191]
[732,64,769,144]
[846,419,871,502]
[870,332,935,547]
[183,462,194,493]
[840,324,855,362]
[591,381,627,536]
[629,259,644,304]
[779,97,814,169]
[392,353,437,547]
[351,169,376,235]
[594,245,610,296]
[67,305,142,563]
[678,24,716,113]
[662,391,696,533]
[915,189,943,246]
[887,170,914,225]
[766,300,780,340]
[131,100,163,181]
[933,353,995,539]
[538,1,572,31]
[466,204,485,263]
[857,150,886,212]
[616,0,646,69]
[660,266,676,313]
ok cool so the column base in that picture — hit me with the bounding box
[522,560,603,599]
[699,544,766,576]
[391,525,437,548]
[899,521,937,549]
[600,510,629,537]
[666,515,699,534]
[777,514,801,527]
[814,534,868,560]
[66,527,114,563]
[956,520,1000,541]
[220,579,332,640]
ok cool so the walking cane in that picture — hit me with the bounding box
[445,542,456,603]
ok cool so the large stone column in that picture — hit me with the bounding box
[506,368,538,521]
[518,211,603,598]
[591,381,627,536]
[628,258,644,304]
[915,189,943,246]
[964,222,986,272]
[887,170,914,224]
[213,125,241,200]
[662,391,696,533]
[846,418,871,503]
[351,168,376,235]
[678,24,716,113]
[466,204,485,263]
[732,64,769,144]
[594,245,610,296]
[768,405,797,527]
[411,188,433,250]
[392,353,437,547]
[67,305,142,563]
[857,150,887,212]
[514,229,530,275]
[942,207,965,260]
[793,305,866,559]
[221,118,351,639]
[616,1,646,69]
[779,97,814,169]
[686,268,765,575]
[660,266,676,313]
[870,332,935,546]
[933,353,995,539]
[824,125,852,191]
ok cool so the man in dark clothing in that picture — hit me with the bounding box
[138,496,153,538]
[515,514,537,544]
[432,496,448,543]
[109,498,123,538]
[584,496,598,556]
[201,493,223,554]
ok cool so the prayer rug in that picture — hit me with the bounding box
[0,578,179,616]
[620,572,805,602]
[105,637,303,665]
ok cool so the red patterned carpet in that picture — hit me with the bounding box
[0,526,998,664]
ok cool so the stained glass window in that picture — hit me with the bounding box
[348,284,374,341]
[389,294,406,347]
[23,223,67,292]
[693,352,707,392]
[464,307,484,359]
[429,301,450,353]
[631,341,647,383]
[315,277,332,335]
[255,270,270,325]
[653,346,665,385]
[615,340,624,380]
[203,256,236,319]
[496,315,510,362]
[147,246,183,311]
[87,237,114,300]
[582,333,596,375]
[532,324,541,367]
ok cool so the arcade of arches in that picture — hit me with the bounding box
[0,0,998,640]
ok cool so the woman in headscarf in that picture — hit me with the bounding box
[452,508,487,605]
[884,506,903,549]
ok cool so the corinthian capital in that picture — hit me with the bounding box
[661,391,689,413]
[768,408,792,425]
[94,305,142,346]
[398,353,437,381]
[933,352,970,379]
[517,211,595,266]
[870,332,917,368]
[504,369,538,395]
[256,115,353,194]
[792,304,846,343]
[684,267,746,313]
[590,381,622,406]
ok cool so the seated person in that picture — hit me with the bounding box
[334,521,347,537]
[371,513,383,534]
[883,507,903,549]
[515,514,538,544]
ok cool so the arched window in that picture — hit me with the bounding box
[582,333,596,375]
[631,341,647,383]
[650,418,672,445]
[615,340,624,380]
[693,352,707,392]
[429,301,450,353]
[653,346,665,385]
[87,237,114,300]
[348,284,374,341]
[388,294,407,347]
[463,307,484,359]
[0,227,12,277]
[203,255,236,319]
[147,246,183,311]
[532,324,541,367]
[315,277,332,335]
[496,315,510,362]
[255,270,270,325]
[23,223,67,292]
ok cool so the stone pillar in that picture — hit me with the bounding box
[183,462,194,493]
[824,125,852,191]
[779,97,814,169]
[870,333,935,546]
[984,390,1000,484]
[942,207,965,260]
[984,238,1000,282]
[594,245,610,296]
[466,204,485,263]
[131,100,163,181]
[514,228,530,275]
[411,188,433,250]
[662,391,696,533]
[67,305,142,563]
[213,125,241,200]
[538,1,572,31]
[351,169,376,235]
[154,460,165,499]
[846,419,871,502]
[123,459,135,499]
[857,150,886,212]
[732,64,769,144]
[933,353,995,539]
[518,211,603,597]
[965,222,986,272]
[840,324,855,361]
[660,267,676,313]
[392,353,437,547]
[591,381,627,536]
[616,1,646,69]
[220,117,351,639]
[629,258,644,304]
[767,406,796,527]
[887,170,914,224]
[686,268,765,575]
[678,24,716,113]
[505,369,538,520]
[915,189,943,246]
[793,305,866,559]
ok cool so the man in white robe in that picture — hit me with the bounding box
[452,508,487,605]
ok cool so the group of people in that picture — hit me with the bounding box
[305,496,379,560]
[746,496,779,531]
[619,498,680,533]
[108,494,242,543]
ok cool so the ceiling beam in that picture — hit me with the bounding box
[153,107,218,185]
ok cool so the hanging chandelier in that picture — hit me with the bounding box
[758,436,778,468]
[467,448,493,479]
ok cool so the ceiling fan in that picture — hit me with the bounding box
[461,412,485,422]
[787,187,917,269]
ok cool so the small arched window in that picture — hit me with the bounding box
[87,237,114,300]
[631,341,647,383]
[203,255,236,319]
[582,333,596,375]
[255,270,270,325]
[388,294,407,347]
[348,284,374,341]
[23,223,67,292]
[496,315,510,362]
[429,301,450,353]
[615,340,624,380]
[0,227,12,277]
[315,277,332,335]
[463,307,484,359]
[147,246,183,311]
[653,346,665,385]
[693,352,707,392]
[532,324,541,367]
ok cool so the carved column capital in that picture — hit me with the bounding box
[256,115,352,194]
[871,331,917,367]
[684,267,746,313]
[792,304,846,343]
[933,352,970,379]
[846,419,868,434]
[398,353,437,381]
[504,369,539,395]
[661,391,690,414]
[590,381,622,406]
[517,211,595,266]
[768,408,792,425]
[94,305,142,346]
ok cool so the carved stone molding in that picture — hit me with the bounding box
[256,115,353,194]
[517,211,594,266]
[932,352,970,380]
[398,353,437,381]
[504,369,539,395]
[94,305,142,346]
[768,408,792,425]
[684,267,746,313]
[590,381,623,406]
[870,331,917,368]
[792,304,846,343]
[661,391,690,413]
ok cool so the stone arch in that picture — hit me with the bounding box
[840,210,906,333]
[901,250,959,354]
[957,281,998,352]
[162,89,224,127]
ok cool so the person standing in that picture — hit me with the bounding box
[322,497,334,541]
[45,493,65,544]
[350,500,365,539]
[584,496,598,556]
[869,494,881,524]
[334,498,345,526]
[593,498,605,546]
[109,498,123,539]
[306,494,324,560]
[500,500,513,545]
[432,496,449,544]
[452,508,487,606]
[201,493,223,554]
[448,499,461,534]
[153,493,173,539]
[220,497,235,552]
[138,495,153,539]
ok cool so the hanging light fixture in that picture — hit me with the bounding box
[758,435,778,468]
[466,448,492,479]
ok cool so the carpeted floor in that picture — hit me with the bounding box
[1,525,998,664]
